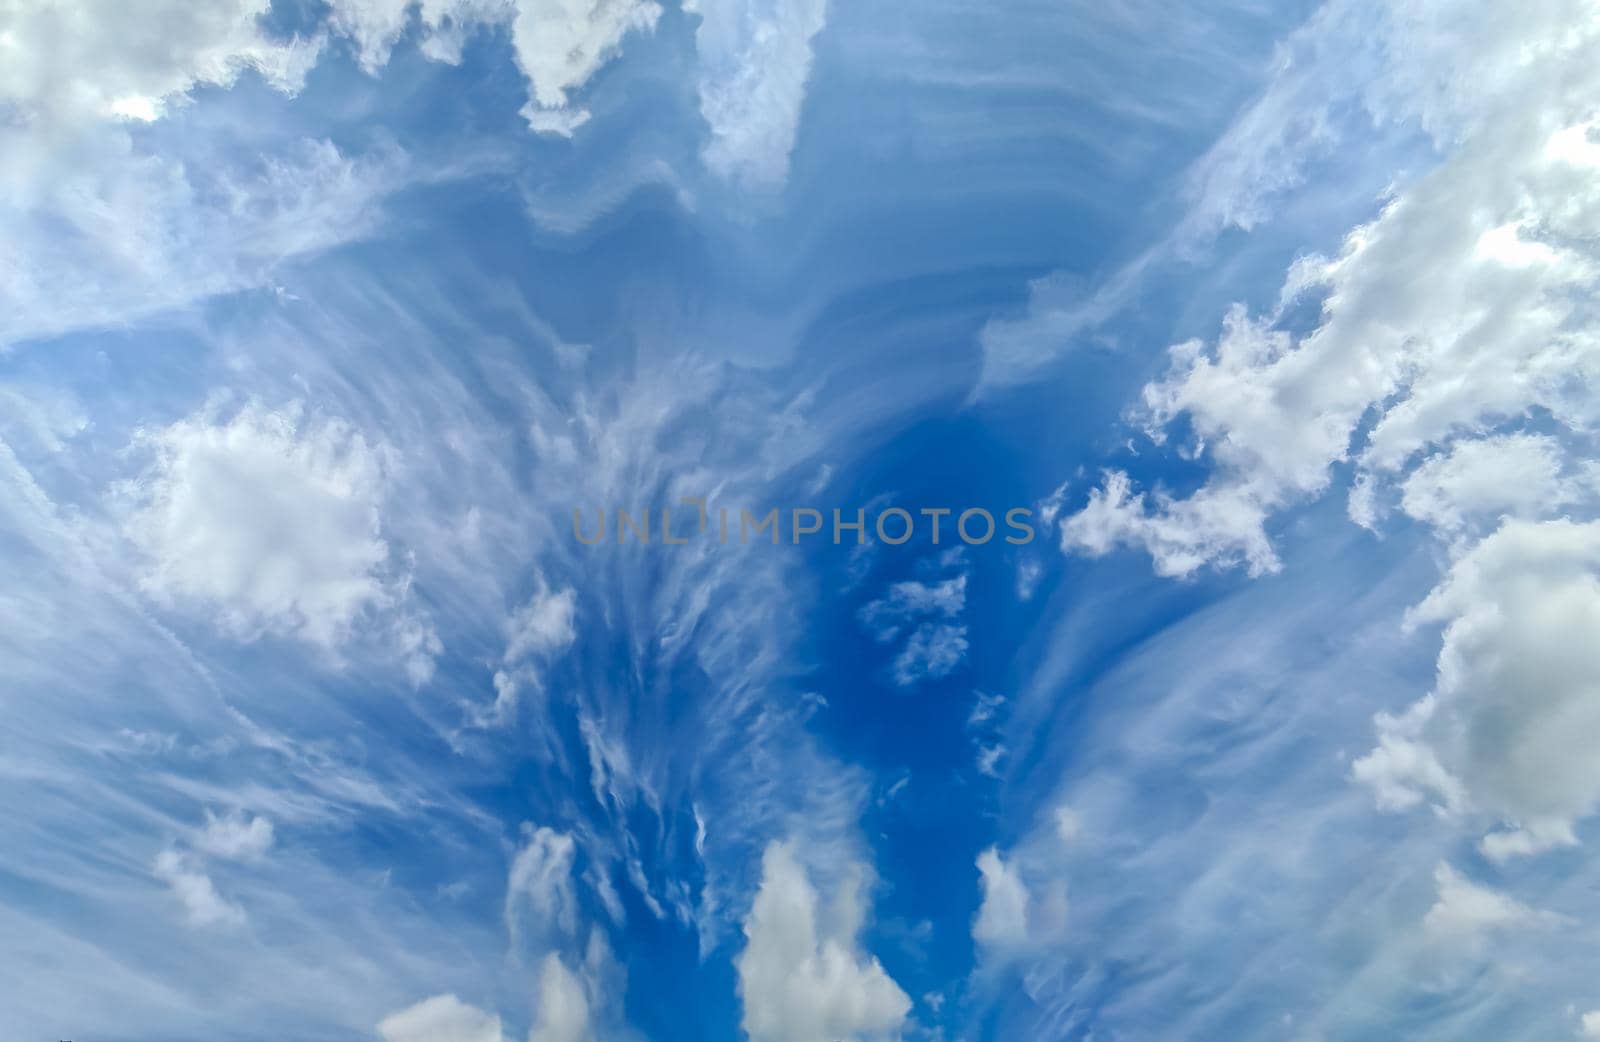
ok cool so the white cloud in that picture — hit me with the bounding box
[528,953,593,1042]
[153,850,246,928]
[687,0,828,189]
[121,400,423,655]
[483,584,578,724]
[196,811,275,861]
[860,571,969,685]
[1356,520,1600,855]
[971,847,1029,951]
[510,0,662,132]
[971,844,1067,961]
[1398,434,1579,533]
[892,623,968,686]
[1060,1,1600,577]
[505,826,579,947]
[377,994,505,1042]
[506,585,579,664]
[1423,862,1550,939]
[1582,1009,1600,1040]
[736,841,910,1042]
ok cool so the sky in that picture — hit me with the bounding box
[3,1,1600,1040]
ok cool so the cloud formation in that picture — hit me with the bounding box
[736,841,910,1042]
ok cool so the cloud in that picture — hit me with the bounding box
[972,848,1029,951]
[736,841,910,1042]
[860,571,969,686]
[1422,862,1552,939]
[510,0,662,132]
[196,811,275,861]
[1583,1010,1600,1040]
[1396,434,1580,534]
[892,623,968,686]
[1059,0,1600,577]
[528,953,593,1042]
[506,826,579,948]
[378,994,505,1042]
[687,0,828,189]
[152,850,246,928]
[120,399,428,657]
[506,585,579,664]
[484,584,579,725]
[858,576,966,639]
[1355,519,1600,857]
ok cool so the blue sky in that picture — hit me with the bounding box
[4,1,1600,1040]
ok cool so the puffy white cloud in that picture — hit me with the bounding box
[120,400,424,655]
[970,843,1068,962]
[377,994,505,1042]
[528,953,593,1042]
[1583,1010,1600,1040]
[0,0,319,131]
[736,841,910,1042]
[1060,0,1600,577]
[687,0,828,189]
[196,811,275,861]
[510,0,662,133]
[971,847,1029,951]
[1355,520,1600,856]
[1398,434,1579,533]
[153,849,246,928]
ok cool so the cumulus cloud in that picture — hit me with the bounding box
[528,953,593,1042]
[153,850,246,928]
[510,0,662,132]
[1355,519,1600,858]
[1059,0,1600,577]
[120,399,432,660]
[970,843,1068,963]
[377,994,505,1042]
[687,0,828,189]
[972,847,1029,950]
[1397,434,1580,534]
[736,841,910,1042]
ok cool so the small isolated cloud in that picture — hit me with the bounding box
[152,850,245,928]
[121,399,434,671]
[195,811,275,861]
[1582,1009,1600,1040]
[860,571,970,686]
[892,623,968,686]
[377,994,504,1042]
[736,841,910,1042]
